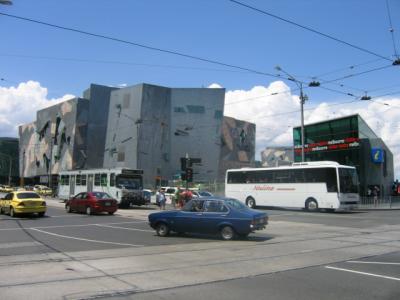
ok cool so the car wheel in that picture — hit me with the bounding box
[86,206,92,215]
[10,207,16,218]
[220,226,235,241]
[246,197,256,209]
[65,204,72,213]
[305,198,318,212]
[156,223,170,237]
[38,212,45,217]
[108,211,115,215]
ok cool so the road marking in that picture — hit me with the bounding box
[0,221,147,231]
[325,266,400,281]
[0,241,42,249]
[29,228,144,247]
[347,261,400,266]
[95,224,153,232]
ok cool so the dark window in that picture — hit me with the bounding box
[94,174,101,186]
[339,168,359,193]
[101,173,108,186]
[174,107,186,113]
[186,105,205,114]
[81,175,87,186]
[227,171,247,183]
[17,192,41,199]
[214,110,223,119]
[204,200,228,213]
[110,173,115,187]
[76,175,81,186]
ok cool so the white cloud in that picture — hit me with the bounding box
[0,81,74,137]
[223,81,400,179]
[208,83,223,89]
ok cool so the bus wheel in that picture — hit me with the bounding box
[246,197,256,209]
[305,198,318,212]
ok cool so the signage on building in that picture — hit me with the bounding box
[294,137,360,154]
[371,148,384,163]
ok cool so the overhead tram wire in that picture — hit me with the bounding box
[0,12,281,81]
[385,0,399,59]
[0,12,391,101]
[227,0,392,62]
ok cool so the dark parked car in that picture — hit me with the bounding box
[148,197,268,240]
[65,192,118,215]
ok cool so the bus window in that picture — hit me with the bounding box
[81,174,87,186]
[76,175,81,185]
[94,174,101,186]
[227,171,247,184]
[110,173,115,187]
[101,173,108,186]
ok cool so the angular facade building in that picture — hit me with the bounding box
[103,83,226,187]
[261,146,293,167]
[218,116,256,180]
[19,98,89,185]
[293,114,394,196]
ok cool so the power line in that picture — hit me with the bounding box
[0,12,281,80]
[385,0,399,58]
[227,0,392,62]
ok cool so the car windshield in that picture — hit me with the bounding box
[199,191,213,197]
[116,176,142,190]
[17,192,41,199]
[92,192,112,199]
[224,198,248,210]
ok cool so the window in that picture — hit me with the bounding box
[81,175,87,186]
[101,173,108,186]
[61,175,70,185]
[110,173,115,187]
[186,105,205,114]
[214,110,223,119]
[227,171,246,184]
[204,200,228,213]
[174,107,186,113]
[94,174,101,186]
[76,175,81,186]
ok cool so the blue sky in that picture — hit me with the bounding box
[1,0,400,176]
[1,0,398,99]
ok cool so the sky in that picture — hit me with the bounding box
[0,0,399,176]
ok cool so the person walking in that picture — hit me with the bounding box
[372,185,379,207]
[158,189,166,210]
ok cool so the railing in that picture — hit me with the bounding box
[359,196,400,209]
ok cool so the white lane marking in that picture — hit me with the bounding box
[0,221,147,231]
[95,224,153,232]
[0,241,42,249]
[325,266,400,281]
[29,228,144,247]
[347,261,400,266]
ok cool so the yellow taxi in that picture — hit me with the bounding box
[34,185,53,196]
[0,191,47,217]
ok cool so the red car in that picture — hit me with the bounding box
[65,192,118,215]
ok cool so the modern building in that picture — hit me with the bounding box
[103,83,226,187]
[260,146,293,167]
[218,116,256,180]
[293,114,394,196]
[0,137,19,185]
[19,98,89,186]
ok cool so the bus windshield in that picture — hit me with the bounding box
[339,168,359,193]
[116,175,142,190]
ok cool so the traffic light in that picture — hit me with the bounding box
[186,167,193,182]
[180,171,186,181]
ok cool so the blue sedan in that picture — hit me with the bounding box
[148,197,268,240]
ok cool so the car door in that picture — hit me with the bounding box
[69,193,81,211]
[201,200,230,234]
[77,193,88,212]
[173,199,205,233]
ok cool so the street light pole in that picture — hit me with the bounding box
[275,66,308,162]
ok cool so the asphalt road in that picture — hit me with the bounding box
[111,251,400,300]
[1,195,400,299]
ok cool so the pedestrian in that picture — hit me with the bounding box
[158,189,166,210]
[372,185,379,207]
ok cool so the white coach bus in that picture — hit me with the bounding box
[58,168,146,207]
[225,161,359,212]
